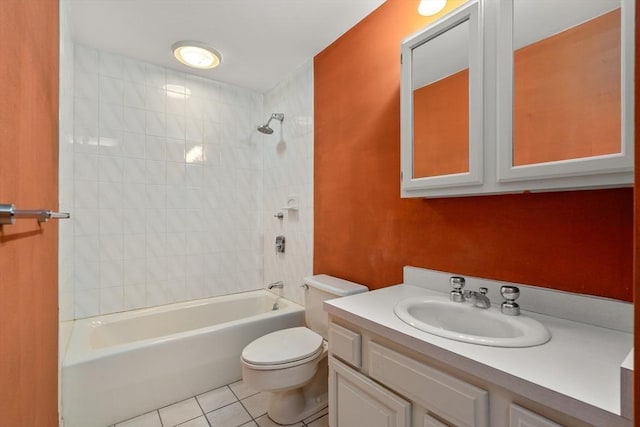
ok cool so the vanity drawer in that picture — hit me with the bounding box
[328,322,362,367]
[368,342,488,427]
[509,404,563,427]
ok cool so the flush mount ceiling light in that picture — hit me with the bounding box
[418,0,447,16]
[172,41,222,69]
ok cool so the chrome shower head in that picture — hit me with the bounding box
[257,113,284,134]
[257,124,274,134]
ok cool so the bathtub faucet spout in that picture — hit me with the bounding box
[267,281,284,289]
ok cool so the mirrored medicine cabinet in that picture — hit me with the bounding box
[400,0,634,198]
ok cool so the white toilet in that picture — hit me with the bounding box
[241,274,367,425]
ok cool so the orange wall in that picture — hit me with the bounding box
[0,0,59,425]
[314,0,633,302]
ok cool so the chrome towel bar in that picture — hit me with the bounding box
[0,203,70,225]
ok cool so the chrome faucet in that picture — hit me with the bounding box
[464,287,491,309]
[267,281,284,289]
[450,276,490,309]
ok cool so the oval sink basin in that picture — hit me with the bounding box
[394,295,551,347]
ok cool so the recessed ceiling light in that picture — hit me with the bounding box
[172,41,222,69]
[418,0,447,16]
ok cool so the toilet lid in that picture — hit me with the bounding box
[242,327,323,366]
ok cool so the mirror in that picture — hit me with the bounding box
[412,19,470,178]
[401,0,482,194]
[512,0,622,166]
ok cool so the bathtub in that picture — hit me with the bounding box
[62,290,305,427]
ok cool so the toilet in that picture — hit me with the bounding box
[241,274,367,425]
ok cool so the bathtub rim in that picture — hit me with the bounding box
[63,289,304,366]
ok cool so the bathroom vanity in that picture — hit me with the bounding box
[324,267,633,427]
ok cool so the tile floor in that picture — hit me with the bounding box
[108,380,328,427]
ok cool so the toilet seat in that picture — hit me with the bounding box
[241,327,324,370]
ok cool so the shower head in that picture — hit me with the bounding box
[257,113,284,134]
[257,124,274,134]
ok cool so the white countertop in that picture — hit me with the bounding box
[325,284,633,426]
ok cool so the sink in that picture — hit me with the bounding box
[394,295,551,347]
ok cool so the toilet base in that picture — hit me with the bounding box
[266,358,329,425]
[267,389,327,425]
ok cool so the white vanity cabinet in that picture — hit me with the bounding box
[327,319,600,427]
[328,322,489,427]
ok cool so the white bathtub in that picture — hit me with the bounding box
[62,290,305,427]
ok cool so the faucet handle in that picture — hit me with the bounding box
[500,286,520,316]
[500,285,520,301]
[449,276,465,302]
[479,287,488,295]
[450,276,466,291]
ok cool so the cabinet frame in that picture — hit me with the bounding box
[400,0,634,198]
[400,0,484,194]
[495,0,635,185]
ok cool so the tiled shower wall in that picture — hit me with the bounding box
[263,63,314,306]
[59,0,75,321]
[65,46,265,318]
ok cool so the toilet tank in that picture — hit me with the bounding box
[303,274,368,339]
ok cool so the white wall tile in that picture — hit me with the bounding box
[124,284,146,310]
[99,128,123,157]
[146,160,166,184]
[75,71,100,101]
[122,58,146,84]
[123,131,146,158]
[146,87,166,113]
[124,259,146,285]
[100,51,123,79]
[75,45,99,75]
[100,286,124,314]
[123,81,145,109]
[167,91,186,116]
[145,65,166,89]
[100,75,123,105]
[145,111,166,136]
[166,138,185,162]
[100,102,123,131]
[123,107,146,134]
[75,289,100,318]
[68,46,275,318]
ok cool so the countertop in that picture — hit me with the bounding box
[324,284,633,426]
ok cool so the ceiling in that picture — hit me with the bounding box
[69,0,386,93]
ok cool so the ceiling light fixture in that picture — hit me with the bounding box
[418,0,447,16]
[172,41,222,69]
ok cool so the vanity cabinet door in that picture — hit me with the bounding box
[329,357,411,427]
[509,404,563,427]
[496,0,634,188]
[423,413,450,427]
[368,342,488,427]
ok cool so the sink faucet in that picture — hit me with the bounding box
[464,287,491,309]
[268,281,284,289]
